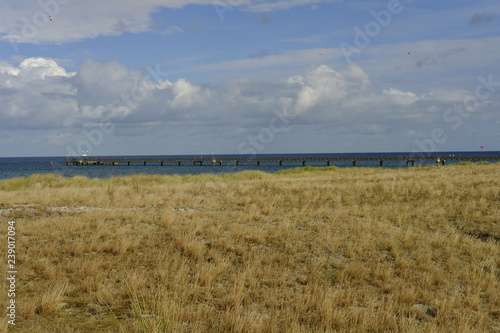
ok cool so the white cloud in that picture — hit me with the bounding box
[168,78,213,109]
[288,63,372,114]
[0,57,77,130]
[382,88,420,105]
[0,57,74,79]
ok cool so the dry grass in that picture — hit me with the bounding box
[0,164,499,332]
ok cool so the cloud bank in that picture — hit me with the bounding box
[2,56,497,155]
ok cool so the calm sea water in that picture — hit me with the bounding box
[0,152,498,180]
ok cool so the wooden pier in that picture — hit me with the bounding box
[65,155,500,167]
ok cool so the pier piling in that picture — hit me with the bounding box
[64,155,500,168]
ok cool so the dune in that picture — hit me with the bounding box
[0,164,498,332]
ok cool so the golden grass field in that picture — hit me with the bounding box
[0,163,499,332]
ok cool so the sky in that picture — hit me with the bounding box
[0,0,499,157]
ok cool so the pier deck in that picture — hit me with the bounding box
[65,155,500,167]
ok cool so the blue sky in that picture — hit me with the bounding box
[0,0,499,157]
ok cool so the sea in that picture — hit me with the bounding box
[0,152,499,180]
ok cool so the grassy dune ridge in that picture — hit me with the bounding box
[0,164,499,332]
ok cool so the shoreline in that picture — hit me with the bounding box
[0,160,496,183]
